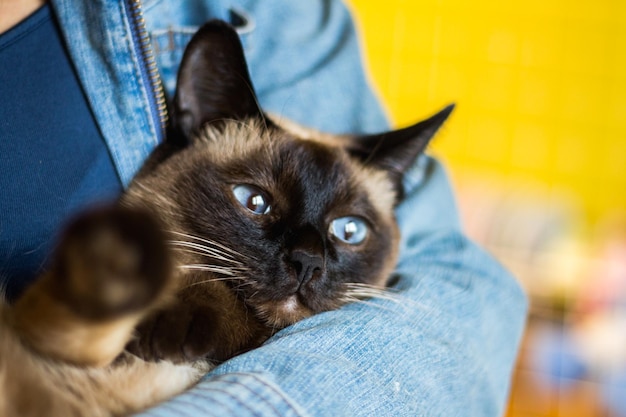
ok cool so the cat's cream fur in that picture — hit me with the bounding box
[0,301,209,416]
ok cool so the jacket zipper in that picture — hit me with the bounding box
[124,0,168,142]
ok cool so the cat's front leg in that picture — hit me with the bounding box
[9,206,174,367]
[127,282,269,364]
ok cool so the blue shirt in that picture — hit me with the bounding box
[0,4,122,301]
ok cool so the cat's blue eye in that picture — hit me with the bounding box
[329,216,368,245]
[232,185,271,215]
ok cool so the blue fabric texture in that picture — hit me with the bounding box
[144,0,391,135]
[38,0,525,415]
[0,4,122,300]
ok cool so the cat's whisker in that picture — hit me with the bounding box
[341,283,430,313]
[184,276,246,284]
[341,290,400,302]
[169,241,244,265]
[168,231,256,261]
[247,290,260,302]
[178,264,248,276]
[171,247,239,264]
[168,239,239,259]
[338,295,402,314]
[338,282,410,311]
[341,283,404,304]
[232,281,255,291]
[228,276,254,289]
[182,276,247,288]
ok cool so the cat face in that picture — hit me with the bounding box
[124,20,453,328]
[127,119,400,327]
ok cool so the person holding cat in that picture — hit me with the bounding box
[0,0,527,416]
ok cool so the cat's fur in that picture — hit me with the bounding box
[0,21,453,416]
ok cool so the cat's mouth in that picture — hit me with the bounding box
[254,295,314,328]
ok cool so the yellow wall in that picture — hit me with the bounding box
[348,0,626,228]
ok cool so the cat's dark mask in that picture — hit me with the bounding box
[127,20,453,327]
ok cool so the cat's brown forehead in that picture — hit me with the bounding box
[207,126,349,191]
[193,119,396,217]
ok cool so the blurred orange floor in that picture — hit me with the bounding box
[506,320,609,417]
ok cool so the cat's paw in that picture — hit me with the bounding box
[126,301,224,364]
[49,205,172,320]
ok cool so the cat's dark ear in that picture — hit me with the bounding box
[348,104,454,200]
[171,20,264,138]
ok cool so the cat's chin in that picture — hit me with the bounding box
[255,295,314,328]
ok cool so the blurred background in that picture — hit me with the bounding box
[346,1,626,416]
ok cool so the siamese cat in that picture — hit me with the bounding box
[0,20,453,416]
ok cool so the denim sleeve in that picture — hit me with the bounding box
[136,157,527,417]
[146,0,390,135]
[235,0,390,135]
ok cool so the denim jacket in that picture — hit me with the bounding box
[50,0,389,186]
[49,1,527,415]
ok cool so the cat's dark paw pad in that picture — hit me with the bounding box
[51,206,171,320]
[127,303,222,364]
